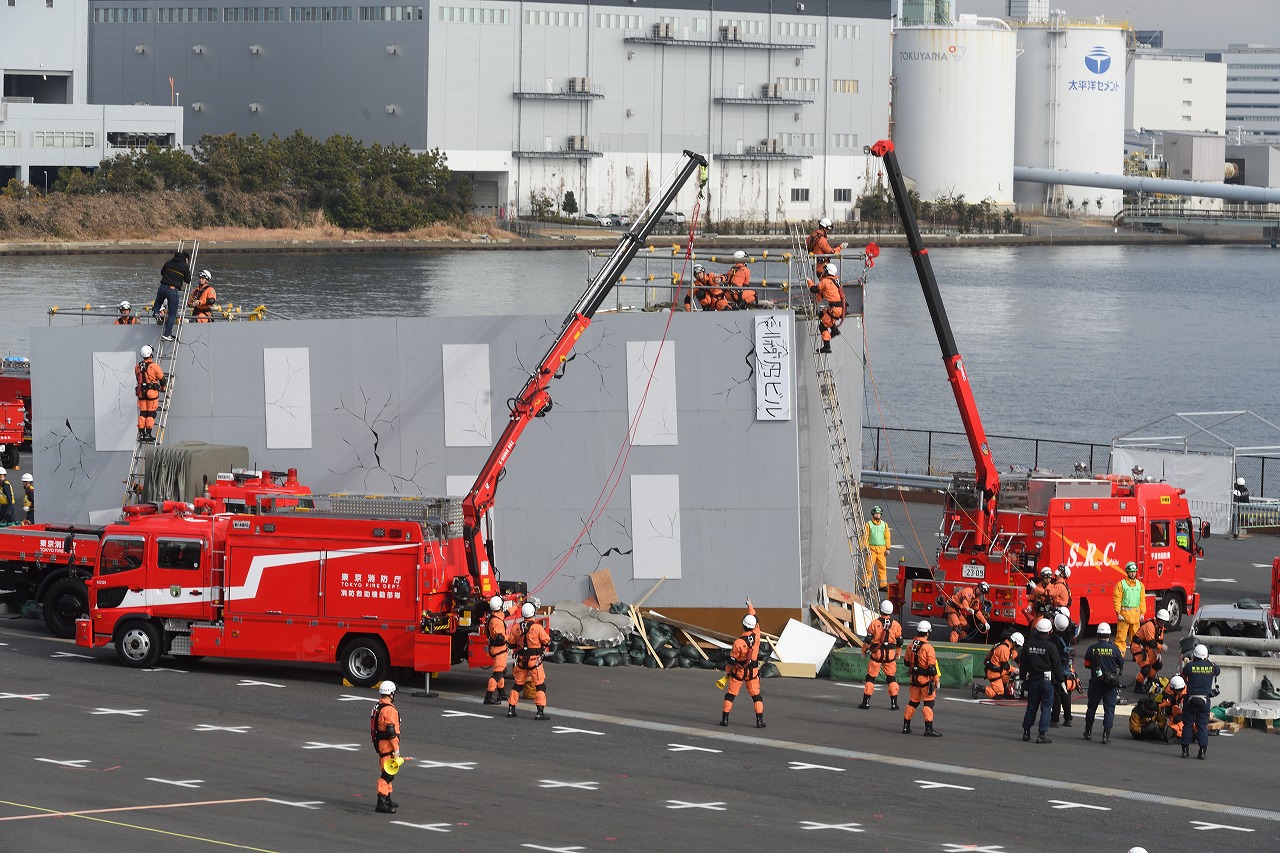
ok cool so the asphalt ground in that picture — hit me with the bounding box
[2,502,1278,852]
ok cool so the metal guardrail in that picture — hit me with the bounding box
[1236,501,1280,531]
[859,470,951,491]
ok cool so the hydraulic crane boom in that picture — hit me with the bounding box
[870,140,1000,547]
[461,150,709,597]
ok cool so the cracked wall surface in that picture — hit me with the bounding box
[31,310,862,609]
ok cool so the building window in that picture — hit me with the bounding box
[832,79,859,94]
[693,17,707,32]
[0,131,18,147]
[834,188,852,202]
[595,13,641,28]
[833,24,859,39]
[778,77,819,93]
[776,21,818,37]
[791,188,810,202]
[1183,77,1192,83]
[717,18,762,35]
[33,131,95,148]
[359,5,423,21]
[832,133,857,148]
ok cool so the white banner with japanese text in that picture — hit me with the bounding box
[754,314,792,420]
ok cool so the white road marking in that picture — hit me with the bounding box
[538,780,599,790]
[521,846,586,852]
[441,709,491,719]
[141,667,187,673]
[1190,821,1254,832]
[0,692,48,700]
[50,651,94,659]
[916,780,975,791]
[337,694,374,702]
[941,845,1005,852]
[800,821,863,832]
[1048,800,1111,811]
[302,742,360,751]
[667,743,722,753]
[415,759,477,771]
[194,724,252,733]
[391,821,452,832]
[666,800,727,811]
[35,758,91,768]
[90,708,148,716]
[943,697,984,704]
[147,778,204,788]
[265,799,324,809]
[1200,577,1238,583]
[237,679,284,688]
[789,761,846,772]
[551,725,605,736]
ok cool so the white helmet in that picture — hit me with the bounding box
[742,614,758,629]
[733,250,747,261]
[1056,606,1071,619]
[693,263,705,274]
[119,300,131,310]
[1053,613,1070,632]
[521,603,536,619]
[1169,675,1186,690]
[916,620,931,634]
[199,269,212,280]
[488,595,503,612]
[1156,608,1171,623]
[1236,477,1246,486]
[1009,632,1025,647]
[1058,566,1071,579]
[1040,567,1053,578]
[819,217,833,228]
[977,582,989,594]
[378,680,397,695]
[1097,622,1112,636]
[139,345,153,359]
[823,262,838,277]
[1128,848,1150,853]
[879,600,893,615]
[1193,643,1209,659]
[21,473,33,483]
[0,468,6,476]
[1036,618,1052,633]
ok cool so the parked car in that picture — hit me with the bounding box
[582,213,613,227]
[658,211,686,225]
[609,213,632,227]
[1187,601,1279,657]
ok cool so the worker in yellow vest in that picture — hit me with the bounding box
[1113,562,1145,651]
[862,506,891,593]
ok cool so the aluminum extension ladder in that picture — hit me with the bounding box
[122,239,201,506]
[789,224,878,610]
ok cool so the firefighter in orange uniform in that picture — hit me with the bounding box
[723,250,757,308]
[859,599,902,710]
[945,582,991,642]
[683,264,730,311]
[507,602,551,720]
[370,680,401,814]
[1023,566,1055,627]
[721,598,766,728]
[805,217,846,257]
[982,631,1023,699]
[115,300,140,325]
[810,262,844,354]
[1131,608,1171,694]
[482,595,509,705]
[1159,674,1187,742]
[902,620,941,737]
[188,269,217,322]
[1044,567,1071,610]
[134,344,165,443]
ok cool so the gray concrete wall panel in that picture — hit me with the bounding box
[32,308,862,610]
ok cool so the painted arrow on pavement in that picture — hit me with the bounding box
[147,778,204,788]
[915,780,975,791]
[1048,800,1111,811]
[800,820,863,832]
[667,743,722,753]
[1189,821,1254,832]
[391,821,452,832]
[789,761,846,772]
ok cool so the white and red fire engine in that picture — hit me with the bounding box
[870,140,1201,635]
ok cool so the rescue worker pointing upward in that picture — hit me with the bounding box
[902,620,941,737]
[721,598,766,728]
[370,680,401,814]
[860,599,902,710]
[507,602,551,720]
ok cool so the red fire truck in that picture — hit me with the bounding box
[871,140,1201,634]
[63,151,707,683]
[0,356,32,469]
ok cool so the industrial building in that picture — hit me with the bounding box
[0,0,182,188]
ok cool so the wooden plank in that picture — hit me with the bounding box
[824,585,864,608]
[635,576,666,608]
[773,661,817,678]
[825,602,855,624]
[590,568,620,608]
[811,604,861,646]
[677,627,710,660]
[644,610,738,644]
[630,604,665,669]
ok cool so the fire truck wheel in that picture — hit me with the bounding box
[339,637,389,688]
[0,445,17,469]
[42,578,89,639]
[1160,594,1184,631]
[115,621,162,668]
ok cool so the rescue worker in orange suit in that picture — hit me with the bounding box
[861,506,891,593]
[1130,608,1170,694]
[902,620,941,737]
[1113,561,1145,651]
[721,598,766,728]
[1023,566,1055,626]
[1081,622,1123,744]
[723,250,757,308]
[370,680,401,814]
[981,631,1023,699]
[115,300,140,325]
[683,263,730,312]
[805,217,847,258]
[482,595,509,705]
[188,269,217,322]
[810,261,844,354]
[1159,674,1187,743]
[945,582,991,642]
[1045,568,1071,611]
[134,344,165,443]
[507,602,551,720]
[859,599,902,710]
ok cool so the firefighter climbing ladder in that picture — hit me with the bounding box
[122,240,200,506]
[789,224,877,611]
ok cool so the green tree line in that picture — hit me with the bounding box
[44,131,472,232]
[858,187,1019,235]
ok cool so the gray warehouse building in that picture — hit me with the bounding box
[85,0,892,221]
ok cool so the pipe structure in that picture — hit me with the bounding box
[1188,635,1280,653]
[1013,166,1280,205]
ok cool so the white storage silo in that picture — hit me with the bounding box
[1013,16,1128,216]
[891,18,1017,206]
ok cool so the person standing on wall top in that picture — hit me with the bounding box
[721,598,766,728]
[860,599,902,711]
[1113,562,1145,652]
[369,680,402,814]
[811,262,844,354]
[1021,618,1062,744]
[115,300,140,325]
[861,506,891,593]
[135,344,166,444]
[1081,622,1122,744]
[189,270,217,322]
[21,472,34,523]
[902,620,941,737]
[152,249,190,341]
[805,217,847,257]
[1180,644,1220,760]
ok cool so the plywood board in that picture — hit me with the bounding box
[92,350,137,452]
[442,344,492,447]
[773,617,837,667]
[773,661,817,678]
[590,568,620,608]
[631,475,681,579]
[263,347,312,449]
[626,340,678,445]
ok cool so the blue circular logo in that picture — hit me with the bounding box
[1085,46,1111,75]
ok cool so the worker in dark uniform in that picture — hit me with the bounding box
[369,680,401,814]
[1082,622,1123,743]
[721,598,765,728]
[21,472,34,523]
[859,599,902,710]
[482,595,509,705]
[0,468,14,524]
[1049,609,1078,727]
[1180,644,1220,759]
[115,300,140,325]
[1020,618,1062,744]
[152,249,190,341]
[902,620,941,737]
[134,344,165,443]
[508,602,551,720]
[1131,608,1171,694]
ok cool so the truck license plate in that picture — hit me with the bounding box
[962,564,985,579]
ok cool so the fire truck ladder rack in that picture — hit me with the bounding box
[258,493,464,541]
[789,223,877,611]
[122,240,201,508]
